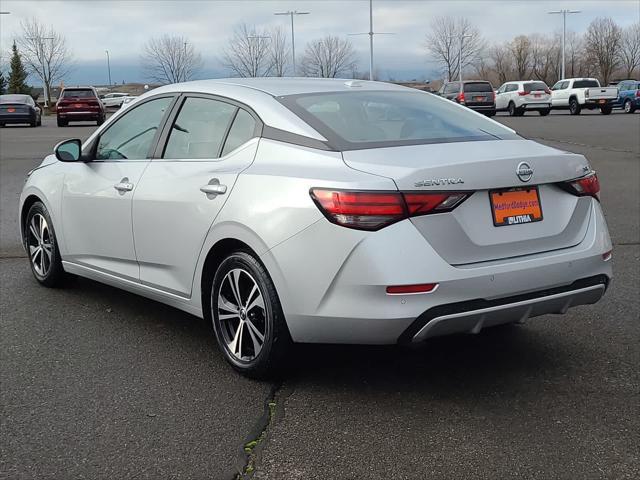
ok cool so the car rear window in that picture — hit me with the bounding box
[463,82,493,93]
[573,80,600,88]
[279,90,518,150]
[61,89,96,98]
[0,94,29,104]
[523,82,548,93]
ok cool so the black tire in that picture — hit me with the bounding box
[97,115,105,126]
[30,117,37,127]
[37,115,42,126]
[569,98,581,115]
[24,201,66,287]
[508,102,517,117]
[623,99,635,113]
[600,105,612,115]
[485,110,496,117]
[57,117,67,127]
[539,109,550,116]
[210,251,291,378]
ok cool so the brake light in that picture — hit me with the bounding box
[386,283,438,295]
[561,172,600,200]
[457,91,465,103]
[518,91,527,96]
[310,189,470,231]
[636,90,640,97]
[544,88,551,94]
[585,89,590,98]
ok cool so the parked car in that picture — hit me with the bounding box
[550,78,618,115]
[438,80,496,116]
[56,87,106,126]
[611,79,639,113]
[495,81,551,116]
[0,94,42,127]
[100,92,129,108]
[19,78,612,377]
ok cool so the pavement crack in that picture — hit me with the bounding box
[234,380,284,479]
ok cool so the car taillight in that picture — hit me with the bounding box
[310,189,470,231]
[544,88,551,94]
[561,172,600,200]
[635,90,640,97]
[518,91,527,96]
[457,91,465,103]
[585,89,590,98]
[386,283,438,295]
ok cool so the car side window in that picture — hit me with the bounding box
[497,84,506,94]
[95,96,173,161]
[221,109,258,156]
[163,97,237,159]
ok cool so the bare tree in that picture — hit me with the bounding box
[565,31,585,78]
[490,44,513,85]
[222,24,273,78]
[300,35,357,78]
[530,33,560,86]
[18,18,72,105]
[425,16,485,81]
[510,35,531,79]
[141,35,202,84]
[618,23,640,78]
[269,26,290,77]
[585,17,622,85]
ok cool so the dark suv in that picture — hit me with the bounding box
[438,80,496,116]
[56,87,105,127]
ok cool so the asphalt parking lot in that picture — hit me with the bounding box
[1,111,639,479]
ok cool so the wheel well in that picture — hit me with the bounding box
[20,195,42,239]
[200,238,256,319]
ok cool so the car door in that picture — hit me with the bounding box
[495,84,507,109]
[61,95,175,280]
[552,81,570,106]
[132,95,261,297]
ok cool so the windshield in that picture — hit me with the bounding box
[463,82,493,93]
[279,90,517,150]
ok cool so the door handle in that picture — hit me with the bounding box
[114,177,134,193]
[200,178,227,198]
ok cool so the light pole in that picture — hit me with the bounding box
[448,33,471,84]
[548,9,581,80]
[274,10,309,76]
[348,0,394,81]
[105,50,112,86]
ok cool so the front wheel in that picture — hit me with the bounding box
[97,115,105,126]
[623,99,635,113]
[25,202,66,287]
[210,251,291,378]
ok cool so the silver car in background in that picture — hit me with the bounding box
[19,78,612,377]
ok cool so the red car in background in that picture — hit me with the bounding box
[56,87,105,127]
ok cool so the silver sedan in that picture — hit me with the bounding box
[19,78,612,377]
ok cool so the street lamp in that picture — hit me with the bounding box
[548,9,581,80]
[274,10,310,76]
[449,34,472,84]
[348,0,394,81]
[105,50,112,87]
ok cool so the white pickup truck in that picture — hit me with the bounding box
[550,78,618,115]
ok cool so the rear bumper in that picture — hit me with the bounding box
[584,99,615,107]
[520,102,550,110]
[57,111,103,121]
[465,104,496,112]
[401,275,607,343]
[0,113,34,124]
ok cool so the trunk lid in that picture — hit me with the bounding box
[586,87,618,100]
[342,139,593,265]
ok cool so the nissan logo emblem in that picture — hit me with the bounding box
[516,162,533,182]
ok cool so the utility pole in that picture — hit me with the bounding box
[105,50,112,86]
[274,10,310,76]
[548,9,581,80]
[348,0,394,81]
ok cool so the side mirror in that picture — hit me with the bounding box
[54,139,82,162]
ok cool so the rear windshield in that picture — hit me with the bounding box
[0,94,29,104]
[463,82,493,93]
[523,82,548,93]
[573,80,599,88]
[279,90,518,150]
[61,89,96,98]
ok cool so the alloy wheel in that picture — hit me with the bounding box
[216,268,267,362]
[624,100,631,113]
[27,213,53,276]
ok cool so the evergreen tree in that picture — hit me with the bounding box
[0,70,7,95]
[8,42,30,95]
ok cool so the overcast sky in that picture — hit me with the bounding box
[1,0,638,84]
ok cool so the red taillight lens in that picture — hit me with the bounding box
[386,283,438,295]
[635,90,640,97]
[310,189,470,231]
[518,91,527,96]
[544,88,551,94]
[457,92,465,103]
[562,172,600,200]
